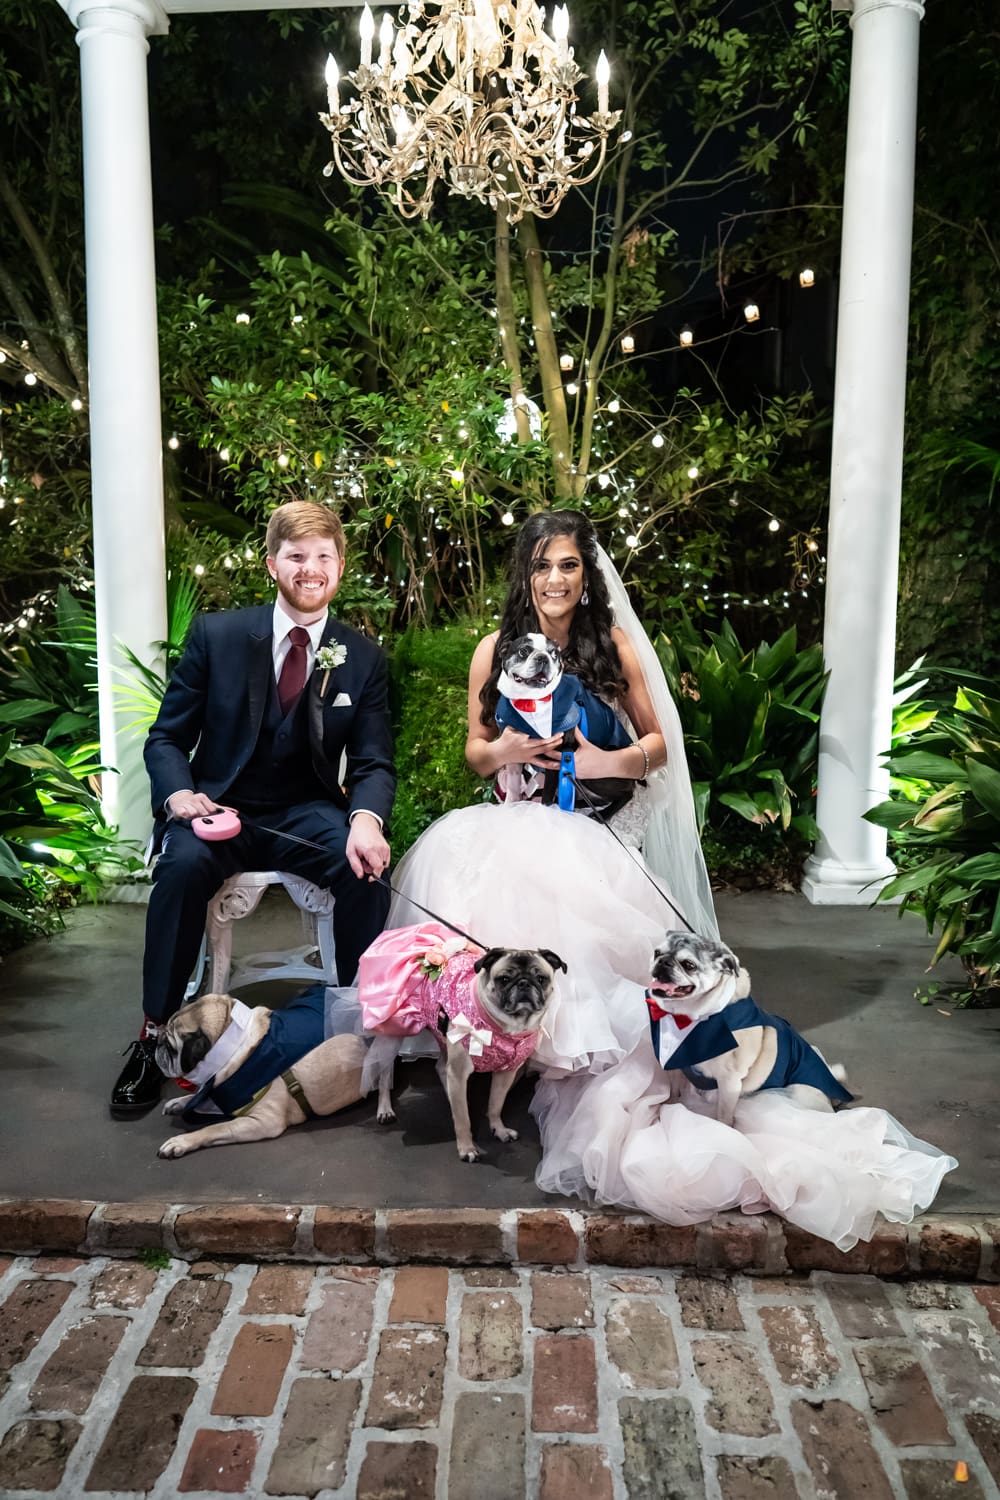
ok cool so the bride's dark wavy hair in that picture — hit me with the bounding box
[479,509,627,725]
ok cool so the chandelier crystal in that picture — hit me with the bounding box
[320,1,621,222]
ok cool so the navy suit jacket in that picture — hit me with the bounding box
[144,604,396,830]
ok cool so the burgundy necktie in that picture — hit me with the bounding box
[277,626,310,716]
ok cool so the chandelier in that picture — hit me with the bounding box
[320,1,621,223]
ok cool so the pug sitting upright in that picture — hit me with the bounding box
[646,931,853,1127]
[359,925,565,1161]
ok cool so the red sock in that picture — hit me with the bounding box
[174,1075,197,1091]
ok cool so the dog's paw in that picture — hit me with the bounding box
[457,1143,483,1162]
[376,1106,396,1125]
[491,1123,518,1143]
[162,1097,187,1116]
[157,1136,191,1159]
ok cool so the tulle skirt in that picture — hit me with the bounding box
[531,1040,957,1251]
[388,800,682,1073]
[389,800,958,1249]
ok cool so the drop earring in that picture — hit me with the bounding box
[581,587,590,606]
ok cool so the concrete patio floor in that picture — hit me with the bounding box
[0,891,996,1214]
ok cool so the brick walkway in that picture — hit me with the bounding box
[0,1256,998,1498]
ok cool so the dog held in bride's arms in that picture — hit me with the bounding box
[155,986,365,1157]
[359,923,565,1161]
[646,931,853,1127]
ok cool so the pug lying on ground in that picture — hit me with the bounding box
[361,934,565,1162]
[646,931,853,1127]
[155,990,365,1158]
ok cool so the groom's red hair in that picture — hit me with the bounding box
[265,500,345,559]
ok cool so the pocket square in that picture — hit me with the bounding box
[331,691,352,708]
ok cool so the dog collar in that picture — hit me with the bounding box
[183,999,255,1085]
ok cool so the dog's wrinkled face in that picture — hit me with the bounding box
[649,932,742,1020]
[502,633,562,693]
[154,995,235,1080]
[474,947,566,1032]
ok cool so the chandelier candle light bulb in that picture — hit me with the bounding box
[360,4,374,69]
[595,49,610,113]
[325,56,339,114]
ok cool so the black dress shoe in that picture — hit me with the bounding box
[110,1038,164,1114]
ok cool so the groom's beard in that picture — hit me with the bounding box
[275,575,338,617]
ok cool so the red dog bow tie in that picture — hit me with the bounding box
[645,993,693,1029]
[511,694,553,713]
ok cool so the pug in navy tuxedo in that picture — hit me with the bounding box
[110,501,396,1116]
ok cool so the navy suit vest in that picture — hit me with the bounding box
[227,672,326,810]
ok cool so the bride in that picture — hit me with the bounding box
[387,509,956,1249]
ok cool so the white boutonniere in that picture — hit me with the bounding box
[315,642,347,696]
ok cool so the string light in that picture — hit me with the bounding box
[768,517,780,532]
[167,435,180,450]
[620,334,635,354]
[686,465,699,480]
[626,534,639,548]
[218,447,230,462]
[277,453,289,468]
[194,563,205,576]
[607,398,621,414]
[651,433,664,448]
[559,353,574,372]
[0,352,5,363]
[450,468,464,483]
[743,303,760,324]
[24,373,37,386]
[71,398,83,412]
[566,382,578,395]
[501,511,514,526]
[235,312,251,324]
[679,326,694,347]
[799,268,815,288]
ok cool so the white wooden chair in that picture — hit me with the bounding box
[186,871,337,997]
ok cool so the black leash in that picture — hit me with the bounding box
[201,813,489,951]
[566,774,697,934]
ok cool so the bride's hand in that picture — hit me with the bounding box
[560,729,621,780]
[493,727,565,768]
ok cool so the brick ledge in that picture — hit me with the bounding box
[0,1199,995,1280]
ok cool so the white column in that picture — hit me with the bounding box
[802,0,924,906]
[60,0,169,848]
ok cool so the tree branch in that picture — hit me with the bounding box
[0,161,89,397]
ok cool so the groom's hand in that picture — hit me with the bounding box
[346,812,391,880]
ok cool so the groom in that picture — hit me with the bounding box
[110,500,395,1115]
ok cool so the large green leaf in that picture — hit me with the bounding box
[966,759,1000,823]
[0,839,24,881]
[886,751,968,782]
[0,699,60,724]
[717,790,763,823]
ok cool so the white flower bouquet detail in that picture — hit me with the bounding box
[315,642,347,696]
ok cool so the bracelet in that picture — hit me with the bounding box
[635,742,651,781]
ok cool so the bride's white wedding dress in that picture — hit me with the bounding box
[388,549,957,1250]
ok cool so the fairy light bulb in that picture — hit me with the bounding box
[566,382,578,395]
[620,333,635,354]
[450,468,464,483]
[686,465,699,480]
[501,511,514,526]
[799,268,815,288]
[679,326,694,346]
[626,534,639,548]
[277,453,289,468]
[168,434,179,450]
[651,433,664,448]
[607,398,620,414]
[24,372,37,386]
[244,547,254,560]
[71,397,83,412]
[194,563,205,576]
[235,312,250,324]
[768,517,780,532]
[597,473,610,489]
[743,302,760,324]
[219,447,230,461]
[559,353,574,372]
[807,539,819,551]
